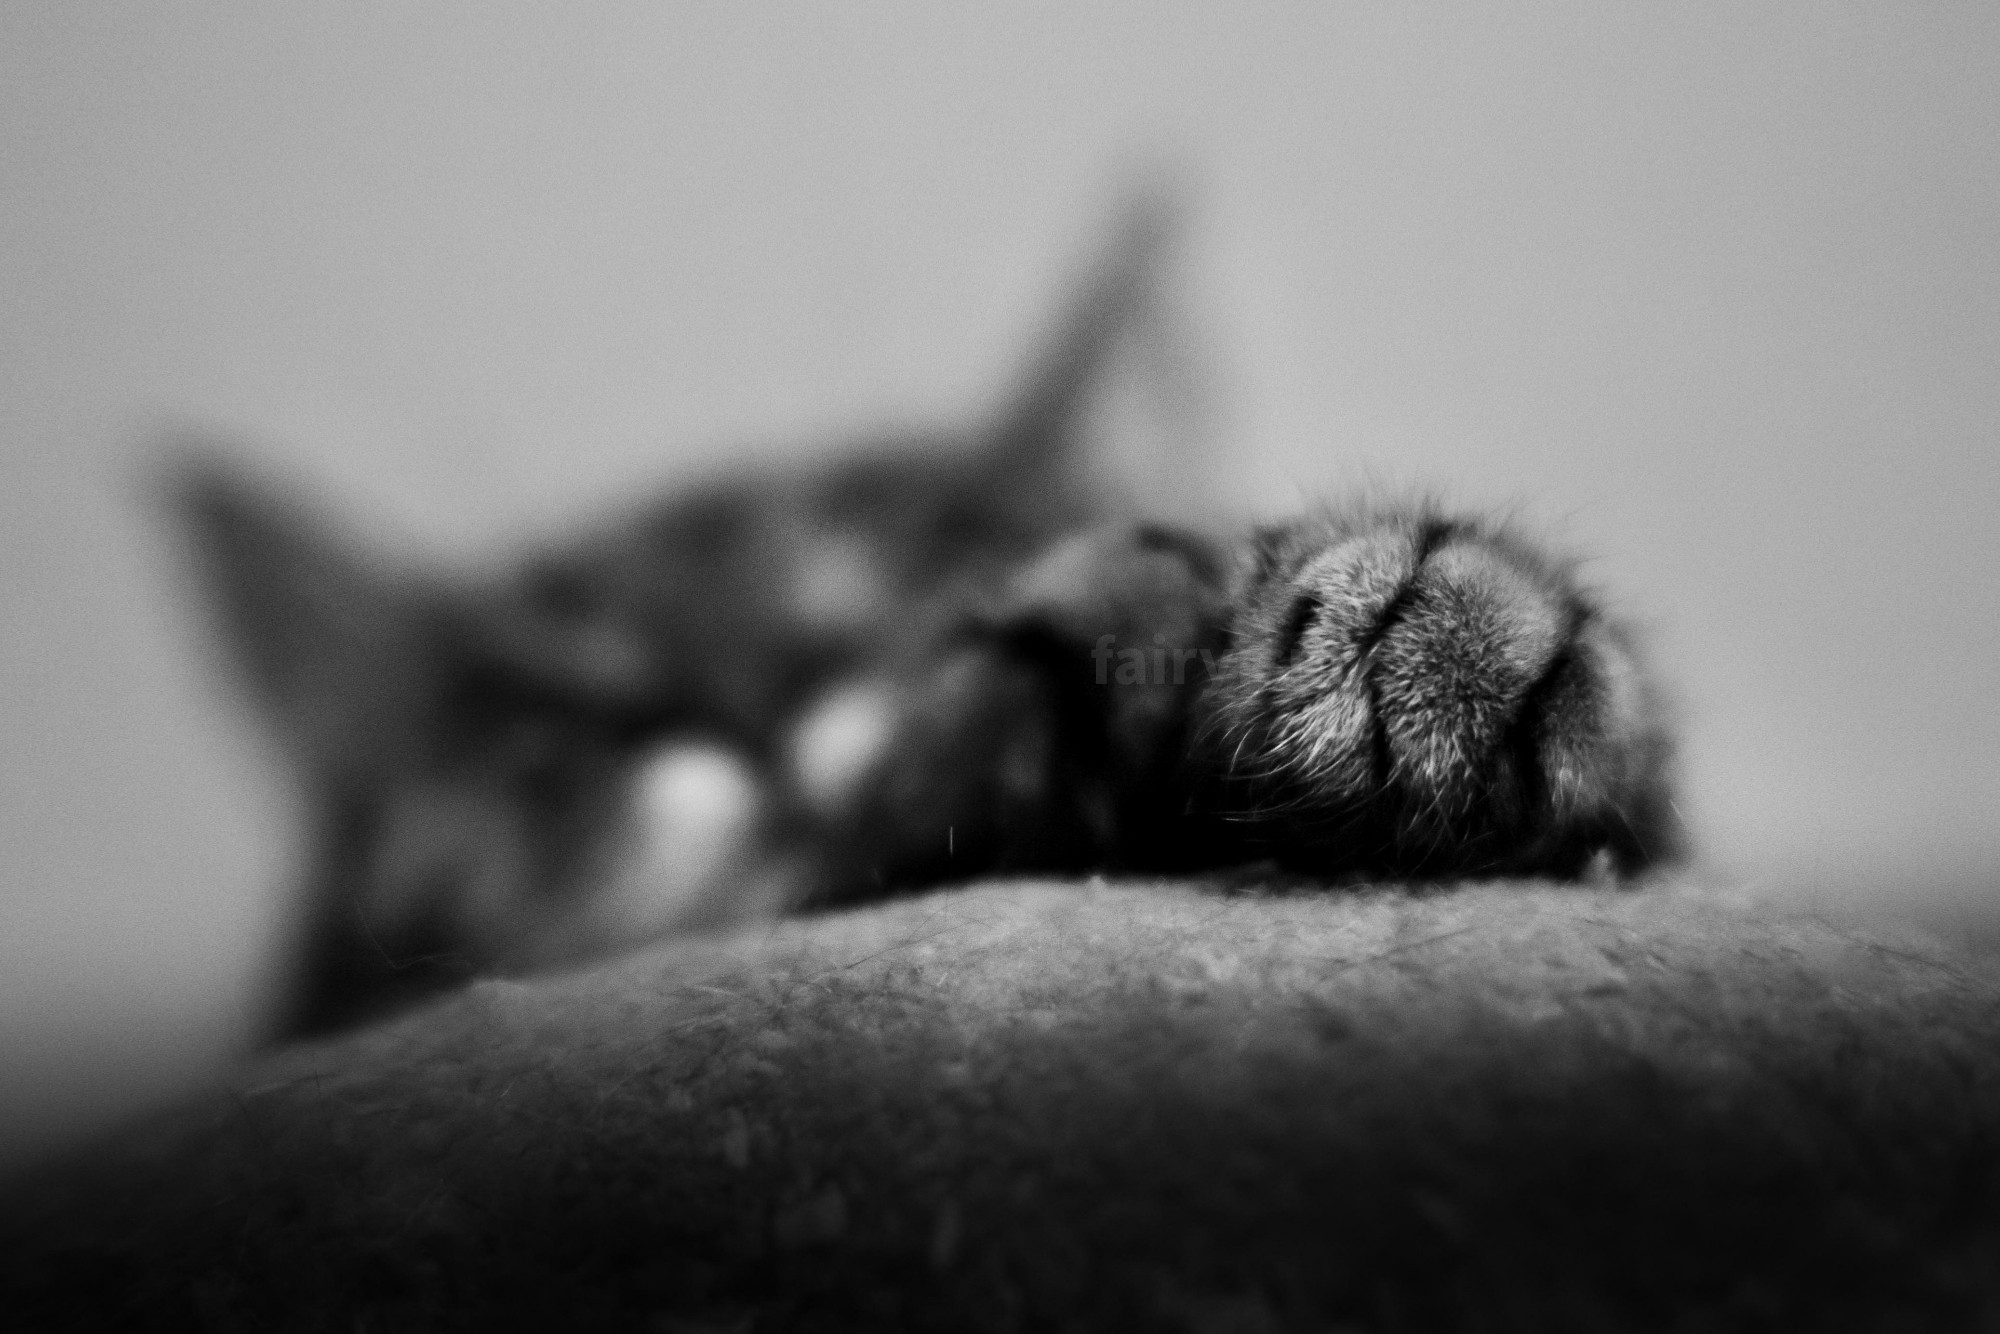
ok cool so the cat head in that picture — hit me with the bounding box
[170,197,1185,1041]
[168,460,753,1038]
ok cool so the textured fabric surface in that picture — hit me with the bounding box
[5,877,1999,1331]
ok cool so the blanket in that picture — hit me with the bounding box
[4,878,1998,1331]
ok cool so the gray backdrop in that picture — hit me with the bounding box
[4,2,1996,1161]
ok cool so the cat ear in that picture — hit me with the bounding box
[978,183,1212,509]
[163,450,446,781]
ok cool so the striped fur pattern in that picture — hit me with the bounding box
[174,209,1678,1041]
[814,505,1677,898]
[175,206,1171,1040]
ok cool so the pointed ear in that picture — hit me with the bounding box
[982,183,1205,484]
[163,450,442,779]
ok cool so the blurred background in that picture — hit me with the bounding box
[3,2,1996,1164]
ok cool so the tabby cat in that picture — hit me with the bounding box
[176,204,1174,1040]
[179,207,1678,1043]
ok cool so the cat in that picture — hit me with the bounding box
[173,201,1179,1041]
[804,504,1679,903]
[178,203,1678,1043]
